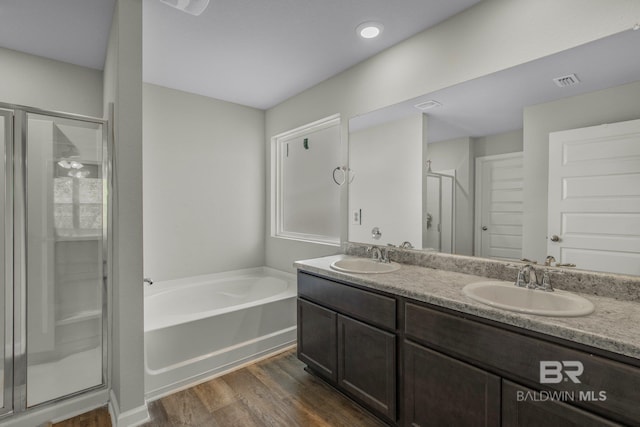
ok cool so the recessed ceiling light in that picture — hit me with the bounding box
[357,22,383,39]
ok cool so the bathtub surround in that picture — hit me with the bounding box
[143,84,265,282]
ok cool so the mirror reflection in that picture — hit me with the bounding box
[348,29,640,276]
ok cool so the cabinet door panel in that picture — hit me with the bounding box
[404,340,500,427]
[502,381,620,427]
[297,298,337,382]
[338,314,396,421]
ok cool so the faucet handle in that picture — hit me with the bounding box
[540,270,554,292]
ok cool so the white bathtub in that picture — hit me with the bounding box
[144,267,297,399]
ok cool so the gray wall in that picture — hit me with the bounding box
[474,130,523,159]
[522,79,640,263]
[264,0,640,273]
[349,114,423,247]
[143,83,266,281]
[103,0,148,424]
[0,47,103,116]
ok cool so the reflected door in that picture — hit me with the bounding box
[548,119,640,275]
[0,109,13,415]
[25,113,105,407]
[475,153,524,260]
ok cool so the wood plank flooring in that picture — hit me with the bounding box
[54,348,385,427]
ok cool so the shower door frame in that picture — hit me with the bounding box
[0,101,110,419]
[0,107,15,417]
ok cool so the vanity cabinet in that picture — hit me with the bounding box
[297,272,397,422]
[297,269,640,427]
[404,301,640,427]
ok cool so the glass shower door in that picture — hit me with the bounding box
[24,112,105,407]
[0,109,13,415]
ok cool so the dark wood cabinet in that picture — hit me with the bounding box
[297,272,397,422]
[404,340,500,427]
[297,269,639,427]
[338,314,396,420]
[502,381,620,427]
[297,298,337,382]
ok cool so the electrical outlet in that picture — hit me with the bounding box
[352,209,361,225]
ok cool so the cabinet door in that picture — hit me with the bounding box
[404,340,500,427]
[297,298,337,382]
[338,314,396,421]
[502,381,620,427]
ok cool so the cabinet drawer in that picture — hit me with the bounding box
[405,302,640,426]
[298,272,396,331]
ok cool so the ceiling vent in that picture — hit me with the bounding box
[553,73,581,88]
[414,100,442,110]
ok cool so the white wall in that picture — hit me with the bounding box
[102,0,148,425]
[349,114,423,247]
[522,79,640,263]
[426,137,474,255]
[265,0,640,272]
[143,84,265,281]
[0,47,103,117]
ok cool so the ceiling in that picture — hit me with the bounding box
[0,0,482,110]
[349,29,640,143]
[0,0,116,70]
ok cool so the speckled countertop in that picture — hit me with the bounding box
[294,255,640,361]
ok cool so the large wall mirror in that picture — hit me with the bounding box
[348,29,640,276]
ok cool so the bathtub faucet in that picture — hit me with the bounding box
[144,277,154,286]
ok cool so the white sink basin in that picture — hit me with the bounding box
[462,281,594,317]
[330,258,401,274]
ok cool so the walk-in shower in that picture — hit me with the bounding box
[0,103,108,420]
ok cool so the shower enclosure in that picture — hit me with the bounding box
[423,169,455,253]
[0,103,108,419]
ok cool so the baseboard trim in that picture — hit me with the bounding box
[108,390,150,427]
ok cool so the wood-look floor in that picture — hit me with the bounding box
[54,348,385,427]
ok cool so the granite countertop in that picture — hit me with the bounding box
[294,254,640,361]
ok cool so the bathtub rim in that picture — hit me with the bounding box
[144,266,296,332]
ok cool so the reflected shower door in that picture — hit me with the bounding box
[0,109,13,414]
[25,113,105,407]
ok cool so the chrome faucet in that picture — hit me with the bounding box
[544,255,556,266]
[367,246,392,263]
[400,241,414,249]
[367,246,383,262]
[515,265,553,291]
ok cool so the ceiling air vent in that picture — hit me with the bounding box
[553,73,581,88]
[414,100,442,110]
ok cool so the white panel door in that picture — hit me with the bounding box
[475,153,524,260]
[548,118,640,275]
